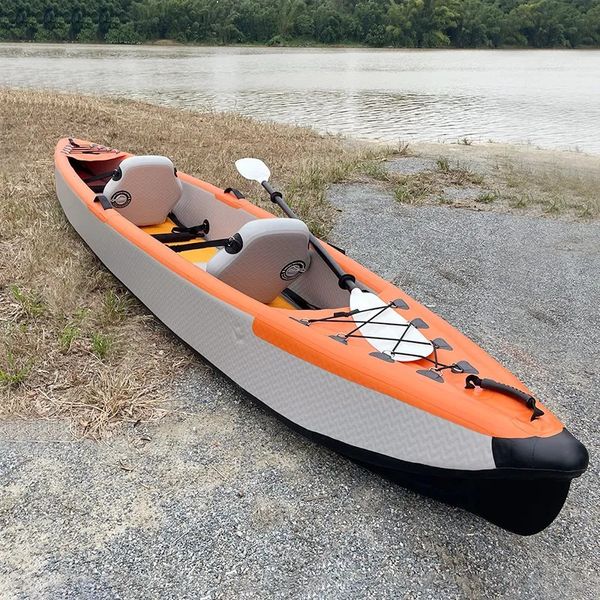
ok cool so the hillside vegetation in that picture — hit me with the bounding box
[1,0,599,48]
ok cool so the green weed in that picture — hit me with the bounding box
[10,285,44,318]
[91,333,113,360]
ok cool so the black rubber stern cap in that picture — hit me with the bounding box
[492,428,589,477]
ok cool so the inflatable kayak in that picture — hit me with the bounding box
[54,138,588,535]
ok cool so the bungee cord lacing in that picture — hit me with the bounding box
[292,302,465,373]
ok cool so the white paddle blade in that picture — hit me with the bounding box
[349,289,433,362]
[235,158,271,183]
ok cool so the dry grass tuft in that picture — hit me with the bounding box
[496,153,600,218]
[411,142,600,217]
[0,88,386,435]
[382,158,486,206]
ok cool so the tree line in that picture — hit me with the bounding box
[1,1,599,48]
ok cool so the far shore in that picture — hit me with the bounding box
[2,39,600,50]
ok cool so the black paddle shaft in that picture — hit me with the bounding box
[261,181,359,291]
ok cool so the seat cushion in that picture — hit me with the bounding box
[207,218,310,303]
[103,155,182,226]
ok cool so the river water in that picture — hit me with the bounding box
[1,43,599,153]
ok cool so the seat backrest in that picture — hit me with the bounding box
[103,155,182,226]
[206,218,310,303]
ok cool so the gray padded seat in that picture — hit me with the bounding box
[206,218,311,303]
[103,155,182,226]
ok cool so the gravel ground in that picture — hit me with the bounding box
[1,180,598,599]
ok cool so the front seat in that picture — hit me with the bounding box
[103,155,182,226]
[206,218,311,304]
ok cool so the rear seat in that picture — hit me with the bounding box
[103,155,182,226]
[104,156,311,304]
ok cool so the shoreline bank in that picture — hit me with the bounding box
[2,39,600,50]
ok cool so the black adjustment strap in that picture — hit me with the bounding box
[94,194,112,210]
[172,219,210,237]
[153,220,210,244]
[168,238,230,253]
[224,188,245,199]
[465,375,545,421]
[153,232,198,243]
[168,212,185,228]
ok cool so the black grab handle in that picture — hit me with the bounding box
[94,194,113,210]
[224,187,245,200]
[465,375,545,421]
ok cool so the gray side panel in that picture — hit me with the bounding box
[173,182,256,239]
[55,172,495,471]
[238,336,495,470]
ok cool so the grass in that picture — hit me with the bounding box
[91,333,114,360]
[59,325,79,353]
[0,351,30,388]
[10,285,45,318]
[475,191,497,204]
[388,157,487,205]
[436,157,450,173]
[375,141,598,213]
[412,141,600,217]
[0,88,388,435]
[394,173,436,204]
[495,153,600,217]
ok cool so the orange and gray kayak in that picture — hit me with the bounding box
[54,138,588,535]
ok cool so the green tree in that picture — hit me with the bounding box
[0,0,596,48]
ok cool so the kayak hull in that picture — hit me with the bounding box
[219,372,584,534]
[54,140,589,535]
[292,423,582,536]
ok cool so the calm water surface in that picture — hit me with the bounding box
[1,44,599,153]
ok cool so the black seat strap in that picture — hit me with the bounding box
[151,219,210,243]
[83,169,117,183]
[168,233,243,254]
[172,219,210,237]
[153,231,200,243]
[168,212,185,227]
[224,187,245,199]
[94,194,113,210]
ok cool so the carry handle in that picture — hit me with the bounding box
[465,375,544,421]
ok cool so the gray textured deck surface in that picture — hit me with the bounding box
[1,185,598,599]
